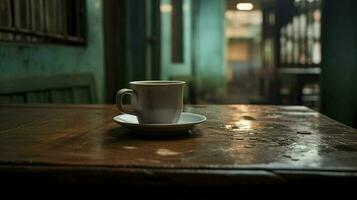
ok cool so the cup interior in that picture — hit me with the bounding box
[130,80,185,86]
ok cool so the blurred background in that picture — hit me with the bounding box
[0,0,356,128]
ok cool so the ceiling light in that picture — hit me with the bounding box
[236,3,254,11]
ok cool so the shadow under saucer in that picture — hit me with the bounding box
[107,126,201,141]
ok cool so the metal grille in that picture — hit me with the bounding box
[0,0,85,44]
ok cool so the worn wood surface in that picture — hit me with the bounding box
[0,104,357,189]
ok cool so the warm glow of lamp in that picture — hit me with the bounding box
[160,4,172,12]
[236,3,254,11]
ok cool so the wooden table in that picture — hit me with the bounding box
[1,104,357,195]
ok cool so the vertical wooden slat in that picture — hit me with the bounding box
[39,0,44,33]
[10,94,25,103]
[30,0,35,41]
[51,90,61,103]
[63,0,67,37]
[0,0,5,40]
[51,89,74,104]
[13,0,31,41]
[8,0,13,40]
[26,91,51,103]
[53,0,59,34]
[13,0,21,41]
[65,88,74,103]
[73,87,91,104]
[0,0,13,40]
[45,0,54,34]
[43,0,47,33]
[30,0,44,41]
[51,0,56,34]
[76,0,81,37]
[0,96,12,104]
[50,0,55,34]
[25,0,31,41]
[57,0,63,35]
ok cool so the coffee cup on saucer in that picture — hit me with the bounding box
[116,80,185,124]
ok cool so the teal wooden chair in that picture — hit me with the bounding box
[0,73,97,104]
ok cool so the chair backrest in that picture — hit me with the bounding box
[0,73,97,104]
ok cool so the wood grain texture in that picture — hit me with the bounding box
[0,104,357,188]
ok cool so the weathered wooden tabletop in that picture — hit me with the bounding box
[0,104,357,190]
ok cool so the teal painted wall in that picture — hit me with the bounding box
[0,0,106,103]
[194,0,226,95]
[321,0,357,127]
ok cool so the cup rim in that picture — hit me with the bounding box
[130,80,185,86]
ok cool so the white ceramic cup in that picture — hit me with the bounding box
[116,80,185,124]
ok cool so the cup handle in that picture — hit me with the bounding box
[116,89,136,115]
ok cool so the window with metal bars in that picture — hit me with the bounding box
[0,0,85,45]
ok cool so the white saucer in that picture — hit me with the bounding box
[113,112,206,134]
